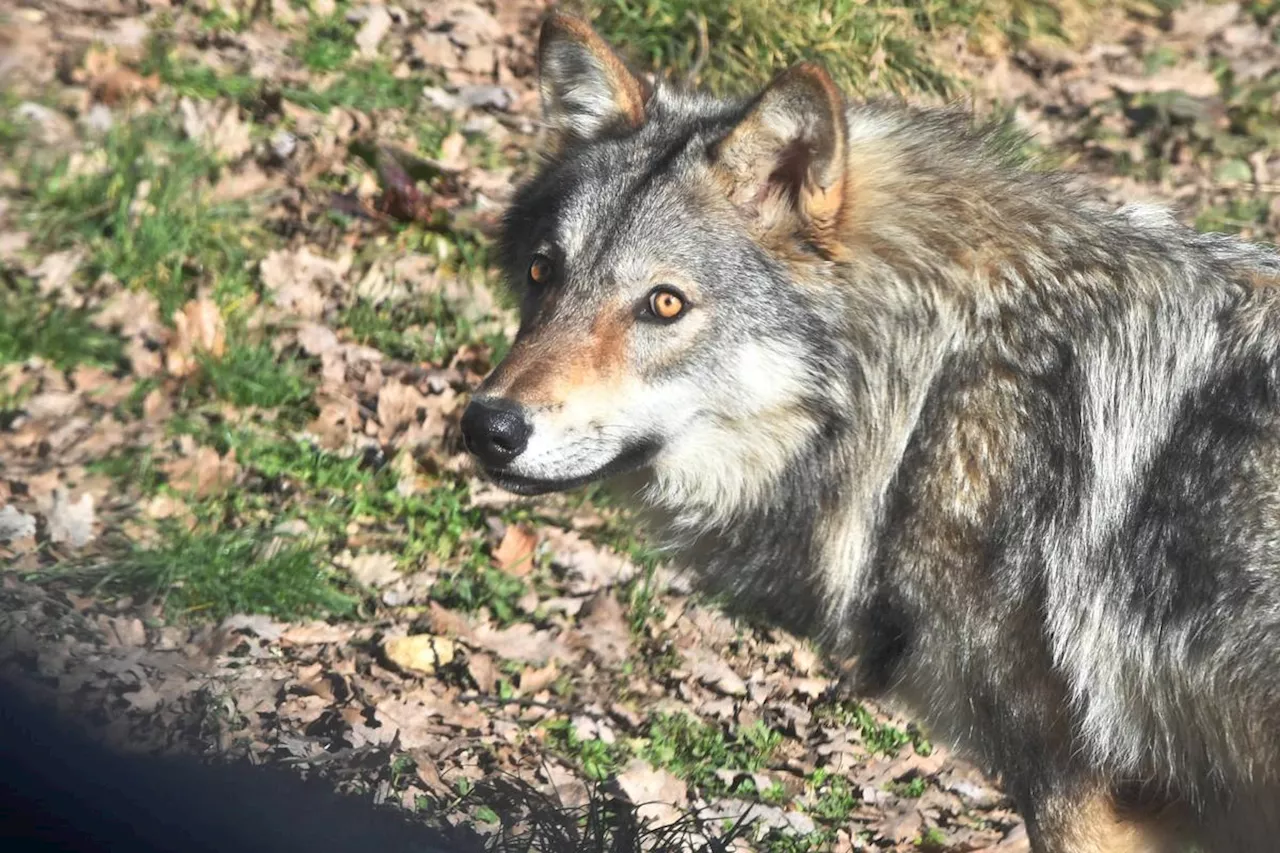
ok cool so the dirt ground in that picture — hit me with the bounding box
[2,1,1278,850]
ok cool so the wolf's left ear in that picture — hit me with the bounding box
[538,12,650,145]
[712,63,848,252]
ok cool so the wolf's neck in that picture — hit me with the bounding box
[802,310,962,648]
[639,304,960,648]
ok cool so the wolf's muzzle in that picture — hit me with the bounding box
[461,397,532,468]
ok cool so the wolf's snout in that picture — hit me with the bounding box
[461,398,532,468]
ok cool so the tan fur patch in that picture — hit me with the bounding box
[1043,790,1185,853]
[1247,270,1280,289]
[487,308,630,408]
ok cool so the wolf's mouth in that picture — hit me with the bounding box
[480,439,661,496]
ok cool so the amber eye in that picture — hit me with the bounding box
[528,253,554,286]
[647,286,686,322]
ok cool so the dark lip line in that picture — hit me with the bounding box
[479,439,660,496]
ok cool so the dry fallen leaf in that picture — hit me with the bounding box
[1106,65,1221,99]
[492,523,537,576]
[517,660,559,696]
[179,97,252,162]
[161,446,240,498]
[95,288,166,341]
[32,248,84,300]
[210,162,278,203]
[295,323,341,357]
[467,621,571,666]
[575,591,633,668]
[166,297,226,377]
[376,380,431,443]
[614,759,689,829]
[684,647,748,698]
[23,391,81,421]
[305,396,361,450]
[343,551,401,588]
[79,46,159,106]
[355,6,393,58]
[142,493,196,530]
[543,527,636,594]
[383,634,457,675]
[44,488,95,549]
[467,650,498,693]
[259,248,348,319]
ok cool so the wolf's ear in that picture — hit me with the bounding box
[711,63,848,250]
[537,12,649,145]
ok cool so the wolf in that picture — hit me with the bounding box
[460,11,1280,851]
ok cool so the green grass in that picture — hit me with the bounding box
[295,12,357,72]
[1195,197,1270,235]
[140,41,262,104]
[430,564,528,625]
[581,0,1111,98]
[166,424,508,587]
[339,278,506,366]
[88,447,166,496]
[888,775,928,798]
[192,344,316,411]
[0,379,35,430]
[641,714,782,789]
[806,769,858,822]
[814,698,913,756]
[0,284,126,370]
[0,91,27,156]
[95,526,356,622]
[916,826,949,849]
[19,115,258,319]
[282,64,429,111]
[144,41,431,114]
[340,298,453,364]
[545,712,783,793]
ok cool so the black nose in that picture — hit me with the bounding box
[461,397,532,468]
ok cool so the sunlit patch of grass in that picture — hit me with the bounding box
[0,283,126,370]
[294,11,357,72]
[284,64,430,111]
[142,47,262,105]
[805,768,859,822]
[887,775,928,798]
[0,91,28,156]
[161,424,504,578]
[19,114,259,318]
[92,526,356,622]
[192,344,316,411]
[87,446,166,496]
[814,698,913,756]
[579,0,1120,98]
[340,298,452,364]
[1195,197,1270,236]
[641,714,782,790]
[430,563,528,625]
[545,711,783,795]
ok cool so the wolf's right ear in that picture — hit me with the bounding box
[538,12,649,146]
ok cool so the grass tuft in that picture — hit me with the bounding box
[580,0,1114,98]
[93,526,356,622]
[20,115,256,318]
[0,284,125,370]
[193,345,316,411]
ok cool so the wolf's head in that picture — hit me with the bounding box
[462,13,862,520]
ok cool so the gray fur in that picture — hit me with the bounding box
[466,14,1280,851]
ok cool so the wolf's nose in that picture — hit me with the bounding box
[461,398,532,467]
